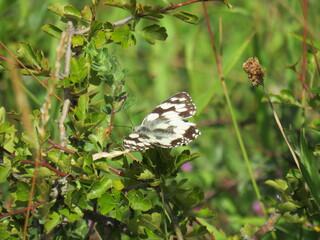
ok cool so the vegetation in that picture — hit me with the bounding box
[0,0,319,239]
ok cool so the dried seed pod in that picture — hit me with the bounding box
[243,57,265,87]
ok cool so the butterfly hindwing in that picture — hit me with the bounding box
[123,92,200,151]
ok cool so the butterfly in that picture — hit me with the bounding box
[123,92,200,151]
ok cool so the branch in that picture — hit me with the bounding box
[21,159,78,178]
[247,211,282,240]
[0,201,46,220]
[83,210,134,238]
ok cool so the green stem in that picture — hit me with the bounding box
[222,82,267,216]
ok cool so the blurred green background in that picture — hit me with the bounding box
[1,0,319,237]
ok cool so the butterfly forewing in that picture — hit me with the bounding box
[123,92,200,151]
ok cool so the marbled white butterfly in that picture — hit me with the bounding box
[123,92,200,151]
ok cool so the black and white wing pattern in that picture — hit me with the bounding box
[123,92,201,151]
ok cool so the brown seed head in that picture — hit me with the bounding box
[243,57,265,86]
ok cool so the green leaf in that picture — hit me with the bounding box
[75,95,89,121]
[126,190,152,211]
[98,192,119,214]
[278,202,299,213]
[16,182,30,201]
[45,212,62,233]
[41,24,63,39]
[72,35,85,47]
[137,168,156,180]
[94,30,107,48]
[59,208,82,222]
[265,179,288,192]
[139,212,162,233]
[137,24,167,44]
[196,218,228,240]
[17,42,41,69]
[103,0,136,14]
[240,224,259,238]
[81,5,93,22]
[64,5,82,20]
[289,32,320,49]
[297,130,320,207]
[266,89,302,107]
[189,207,215,218]
[87,177,113,199]
[17,42,50,75]
[0,164,11,183]
[111,25,136,48]
[185,226,208,238]
[196,33,254,114]
[113,179,124,190]
[176,150,200,169]
[172,11,198,24]
[47,3,82,20]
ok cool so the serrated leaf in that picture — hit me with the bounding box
[240,223,259,238]
[94,30,107,48]
[72,35,85,47]
[139,212,162,232]
[87,177,113,199]
[111,25,136,48]
[126,190,152,211]
[81,5,93,22]
[137,24,167,44]
[42,24,63,39]
[59,208,82,222]
[137,168,156,180]
[172,11,198,24]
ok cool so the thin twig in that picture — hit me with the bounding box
[262,84,301,170]
[21,159,77,178]
[47,138,75,153]
[0,42,64,103]
[202,2,267,217]
[0,201,46,220]
[59,99,70,148]
[247,211,282,240]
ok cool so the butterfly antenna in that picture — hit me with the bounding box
[124,110,134,127]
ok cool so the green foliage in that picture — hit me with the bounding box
[1,0,320,239]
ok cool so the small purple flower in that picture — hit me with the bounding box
[252,200,264,216]
[181,162,193,172]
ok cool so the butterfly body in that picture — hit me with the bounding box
[123,92,200,151]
